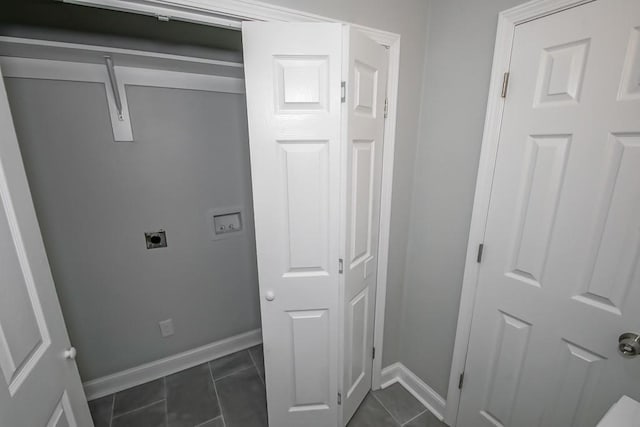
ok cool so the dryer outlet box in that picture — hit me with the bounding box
[145,230,167,249]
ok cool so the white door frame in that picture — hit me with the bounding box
[444,0,596,425]
[61,0,401,390]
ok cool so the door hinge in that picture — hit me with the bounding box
[372,347,376,360]
[341,81,346,103]
[477,243,484,263]
[384,97,389,118]
[458,372,465,390]
[339,258,344,274]
[501,72,510,98]
[338,392,342,405]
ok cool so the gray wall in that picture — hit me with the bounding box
[400,0,531,398]
[256,0,431,367]
[5,78,259,381]
[4,0,540,401]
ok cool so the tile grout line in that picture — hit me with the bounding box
[101,350,262,427]
[111,398,166,420]
[208,361,227,427]
[370,392,403,427]
[401,408,428,426]
[193,415,224,427]
[97,352,428,427]
[108,393,115,427]
[164,377,168,427]
[212,364,254,382]
[247,348,265,386]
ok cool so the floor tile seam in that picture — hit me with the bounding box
[207,362,227,427]
[247,349,257,371]
[109,393,115,427]
[247,349,265,386]
[400,408,428,426]
[370,392,403,426]
[193,415,224,427]
[164,377,169,427]
[212,364,255,382]
[111,398,166,419]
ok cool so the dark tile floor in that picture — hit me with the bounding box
[88,345,446,427]
[350,384,446,427]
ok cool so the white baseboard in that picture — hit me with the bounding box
[380,362,447,422]
[83,328,262,400]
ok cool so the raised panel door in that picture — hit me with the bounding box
[458,1,640,425]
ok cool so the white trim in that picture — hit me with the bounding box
[0,55,244,142]
[0,56,105,82]
[381,362,446,422]
[62,0,400,45]
[65,0,401,395]
[83,328,262,400]
[0,56,134,141]
[0,56,245,94]
[372,39,400,391]
[64,0,314,29]
[444,0,596,425]
[0,36,243,69]
[116,66,244,93]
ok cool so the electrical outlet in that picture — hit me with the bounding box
[159,319,174,337]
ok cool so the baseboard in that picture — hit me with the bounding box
[380,362,447,422]
[83,328,262,400]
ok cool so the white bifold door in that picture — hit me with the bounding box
[242,23,387,427]
[458,0,640,426]
[0,68,93,426]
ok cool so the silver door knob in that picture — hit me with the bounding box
[265,290,275,301]
[618,333,640,357]
[63,347,77,360]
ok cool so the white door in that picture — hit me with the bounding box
[341,27,388,425]
[242,23,387,427]
[242,22,343,427]
[0,67,93,426]
[458,1,640,426]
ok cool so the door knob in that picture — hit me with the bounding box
[63,347,77,360]
[618,333,640,357]
[265,291,275,301]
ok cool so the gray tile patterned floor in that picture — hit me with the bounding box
[355,384,447,427]
[88,346,446,427]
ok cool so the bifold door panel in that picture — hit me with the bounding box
[243,23,387,427]
[242,23,343,427]
[341,27,388,425]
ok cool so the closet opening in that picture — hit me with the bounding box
[2,2,267,425]
[1,1,403,425]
